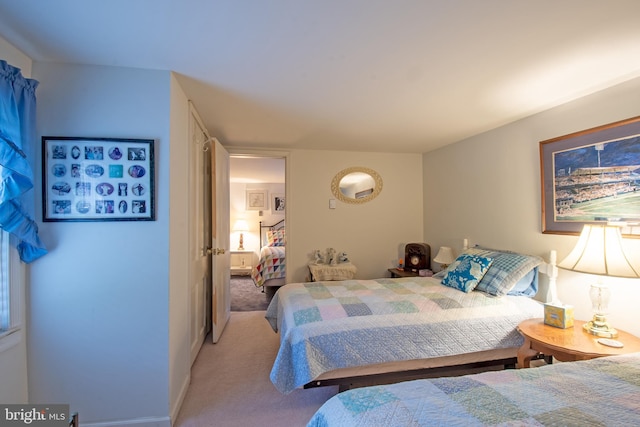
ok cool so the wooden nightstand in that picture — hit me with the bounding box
[517,318,640,368]
[388,268,420,278]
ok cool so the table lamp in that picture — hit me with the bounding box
[232,219,249,250]
[434,246,455,270]
[557,224,640,338]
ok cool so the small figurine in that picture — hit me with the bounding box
[338,252,349,263]
[313,249,323,264]
[327,247,336,265]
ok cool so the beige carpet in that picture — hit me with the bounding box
[174,311,338,427]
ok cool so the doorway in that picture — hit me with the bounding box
[229,155,286,308]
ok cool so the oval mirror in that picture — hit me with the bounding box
[331,167,383,204]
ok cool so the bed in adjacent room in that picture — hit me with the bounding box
[265,246,554,394]
[308,352,640,426]
[252,220,286,289]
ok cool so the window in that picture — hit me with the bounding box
[0,230,10,332]
[0,230,22,340]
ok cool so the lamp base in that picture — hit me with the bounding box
[238,233,245,251]
[583,314,618,338]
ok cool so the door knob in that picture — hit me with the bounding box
[214,248,225,255]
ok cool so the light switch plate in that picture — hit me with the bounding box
[329,199,336,209]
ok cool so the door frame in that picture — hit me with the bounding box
[227,148,290,284]
[188,103,212,363]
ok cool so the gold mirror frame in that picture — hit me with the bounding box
[331,167,383,204]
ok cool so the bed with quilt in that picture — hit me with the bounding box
[266,246,553,394]
[308,352,640,426]
[252,220,285,289]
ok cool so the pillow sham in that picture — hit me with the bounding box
[266,229,285,247]
[465,246,542,297]
[507,267,539,297]
[441,254,494,293]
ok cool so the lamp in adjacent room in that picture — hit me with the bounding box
[433,246,455,270]
[232,219,249,250]
[557,224,640,338]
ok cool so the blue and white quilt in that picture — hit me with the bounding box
[308,352,640,426]
[265,277,543,394]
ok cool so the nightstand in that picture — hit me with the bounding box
[230,250,255,276]
[516,318,640,368]
[388,268,420,278]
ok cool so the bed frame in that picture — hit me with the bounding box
[305,347,551,392]
[302,249,558,392]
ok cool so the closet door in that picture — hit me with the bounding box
[189,105,211,364]
[210,139,230,343]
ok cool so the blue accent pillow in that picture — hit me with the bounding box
[441,254,494,293]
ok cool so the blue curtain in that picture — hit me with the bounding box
[0,60,47,263]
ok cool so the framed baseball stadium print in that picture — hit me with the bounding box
[42,137,155,222]
[540,116,640,237]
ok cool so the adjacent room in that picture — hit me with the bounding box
[1,1,640,426]
[229,156,285,311]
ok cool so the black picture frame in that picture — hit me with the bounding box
[42,137,155,222]
[540,116,640,237]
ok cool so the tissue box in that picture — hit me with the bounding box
[544,303,574,329]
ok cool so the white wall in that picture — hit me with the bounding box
[230,182,285,254]
[288,150,423,282]
[423,76,640,337]
[30,62,179,426]
[168,73,192,422]
[0,35,32,404]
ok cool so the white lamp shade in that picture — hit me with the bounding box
[434,246,455,265]
[232,219,249,232]
[558,224,640,278]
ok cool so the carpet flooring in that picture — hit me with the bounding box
[230,276,276,311]
[176,298,546,426]
[174,311,338,427]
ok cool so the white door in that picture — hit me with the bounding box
[189,106,210,364]
[211,139,230,343]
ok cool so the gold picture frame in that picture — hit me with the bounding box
[540,116,640,237]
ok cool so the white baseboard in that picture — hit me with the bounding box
[68,374,189,427]
[170,374,191,424]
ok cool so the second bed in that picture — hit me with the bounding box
[265,246,553,394]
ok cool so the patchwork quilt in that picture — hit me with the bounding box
[252,246,285,287]
[308,352,640,426]
[265,277,543,393]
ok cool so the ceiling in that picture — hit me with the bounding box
[230,157,285,184]
[2,1,640,153]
